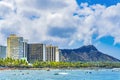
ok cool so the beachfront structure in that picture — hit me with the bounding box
[28,44,60,62]
[7,34,27,60]
[27,43,46,62]
[0,45,6,58]
[6,34,60,62]
[46,45,59,62]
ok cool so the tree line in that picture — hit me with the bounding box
[0,58,28,68]
[32,61,120,68]
[0,58,120,68]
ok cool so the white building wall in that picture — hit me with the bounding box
[43,44,46,61]
[55,48,59,62]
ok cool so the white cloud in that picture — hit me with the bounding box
[0,0,78,46]
[73,3,120,45]
[0,0,120,48]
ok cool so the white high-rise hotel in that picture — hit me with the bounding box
[46,45,59,62]
[7,34,27,60]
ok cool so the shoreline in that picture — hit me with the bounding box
[0,67,119,71]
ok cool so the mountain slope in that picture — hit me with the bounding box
[60,45,120,62]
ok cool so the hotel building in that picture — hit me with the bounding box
[46,45,59,62]
[6,34,60,62]
[27,43,46,62]
[7,34,27,60]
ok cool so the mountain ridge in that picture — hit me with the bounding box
[60,45,120,62]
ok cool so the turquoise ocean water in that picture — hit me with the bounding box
[0,69,120,80]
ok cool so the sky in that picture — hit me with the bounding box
[0,0,120,59]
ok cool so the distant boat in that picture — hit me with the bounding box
[54,72,68,75]
[58,72,68,75]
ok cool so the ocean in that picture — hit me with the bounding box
[0,69,120,80]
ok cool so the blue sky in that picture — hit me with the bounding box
[76,0,120,59]
[0,0,120,59]
[75,0,120,59]
[77,0,120,7]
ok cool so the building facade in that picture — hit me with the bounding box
[6,34,60,62]
[7,34,27,60]
[27,43,46,62]
[23,39,28,60]
[0,45,6,58]
[28,44,60,62]
[46,45,59,62]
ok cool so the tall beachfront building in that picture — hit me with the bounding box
[7,34,27,60]
[27,43,46,62]
[27,44,60,62]
[0,45,6,58]
[46,45,59,62]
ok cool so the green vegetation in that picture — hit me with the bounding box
[0,58,28,68]
[32,61,120,68]
[0,58,120,68]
